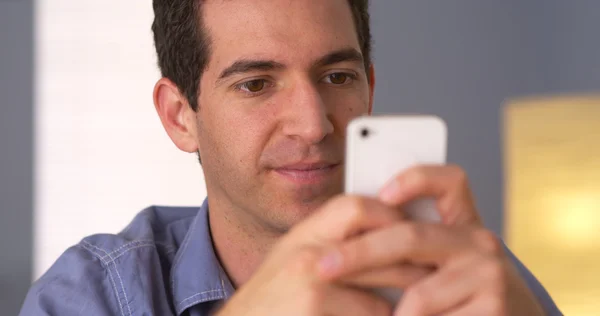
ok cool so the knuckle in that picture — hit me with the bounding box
[403,286,429,314]
[340,195,362,212]
[389,266,410,284]
[330,194,351,207]
[389,265,428,286]
[448,164,468,185]
[482,293,506,315]
[473,228,503,255]
[401,223,425,247]
[321,195,346,217]
[405,167,428,188]
[442,263,462,284]
[370,297,393,315]
[305,284,326,309]
[321,195,368,230]
[341,241,366,267]
[480,258,506,285]
[344,196,369,223]
[286,247,321,275]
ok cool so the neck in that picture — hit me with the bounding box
[207,193,283,288]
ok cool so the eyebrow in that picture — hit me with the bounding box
[217,60,285,82]
[313,48,364,68]
[216,48,364,84]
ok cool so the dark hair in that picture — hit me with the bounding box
[152,0,372,112]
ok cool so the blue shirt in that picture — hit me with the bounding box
[20,199,562,315]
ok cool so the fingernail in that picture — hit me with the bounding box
[318,251,342,276]
[379,179,399,203]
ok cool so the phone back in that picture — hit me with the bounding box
[344,115,448,304]
[345,115,448,220]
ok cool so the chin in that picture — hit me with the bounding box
[252,173,344,231]
[266,189,340,231]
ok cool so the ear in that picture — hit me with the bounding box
[153,78,199,153]
[367,64,375,115]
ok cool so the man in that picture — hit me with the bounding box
[21,0,562,315]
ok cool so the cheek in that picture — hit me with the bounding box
[322,89,370,131]
[232,111,272,161]
[200,97,276,167]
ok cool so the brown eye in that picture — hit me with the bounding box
[327,73,349,84]
[242,80,266,92]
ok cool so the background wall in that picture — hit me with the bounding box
[0,1,34,314]
[0,0,599,314]
[371,1,545,234]
[370,0,600,233]
[34,0,205,280]
[539,1,600,92]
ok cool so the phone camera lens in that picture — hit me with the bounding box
[360,128,370,138]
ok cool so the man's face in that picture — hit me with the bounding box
[196,0,373,232]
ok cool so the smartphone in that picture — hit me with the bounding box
[344,114,448,303]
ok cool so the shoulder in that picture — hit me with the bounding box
[19,205,201,316]
[82,205,201,260]
[74,205,201,281]
[503,242,563,315]
[20,242,121,316]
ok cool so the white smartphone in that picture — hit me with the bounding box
[344,115,448,303]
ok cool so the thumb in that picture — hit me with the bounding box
[290,195,404,244]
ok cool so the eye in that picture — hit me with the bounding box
[239,79,267,93]
[323,72,356,85]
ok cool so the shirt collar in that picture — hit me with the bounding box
[171,199,235,315]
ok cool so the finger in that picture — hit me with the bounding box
[394,255,483,316]
[378,165,480,225]
[340,263,433,289]
[431,293,502,316]
[319,222,469,278]
[290,195,404,244]
[323,285,392,316]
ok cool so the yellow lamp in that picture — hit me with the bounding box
[504,95,600,316]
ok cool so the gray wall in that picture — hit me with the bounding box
[542,1,600,92]
[370,1,599,235]
[0,0,598,313]
[0,0,34,314]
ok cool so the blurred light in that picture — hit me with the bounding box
[504,94,600,316]
[544,192,600,249]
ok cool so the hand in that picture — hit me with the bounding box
[318,165,546,316]
[217,196,430,316]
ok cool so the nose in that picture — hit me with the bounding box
[281,79,334,144]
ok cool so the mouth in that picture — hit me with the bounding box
[273,162,341,184]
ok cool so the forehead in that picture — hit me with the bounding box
[202,0,360,70]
